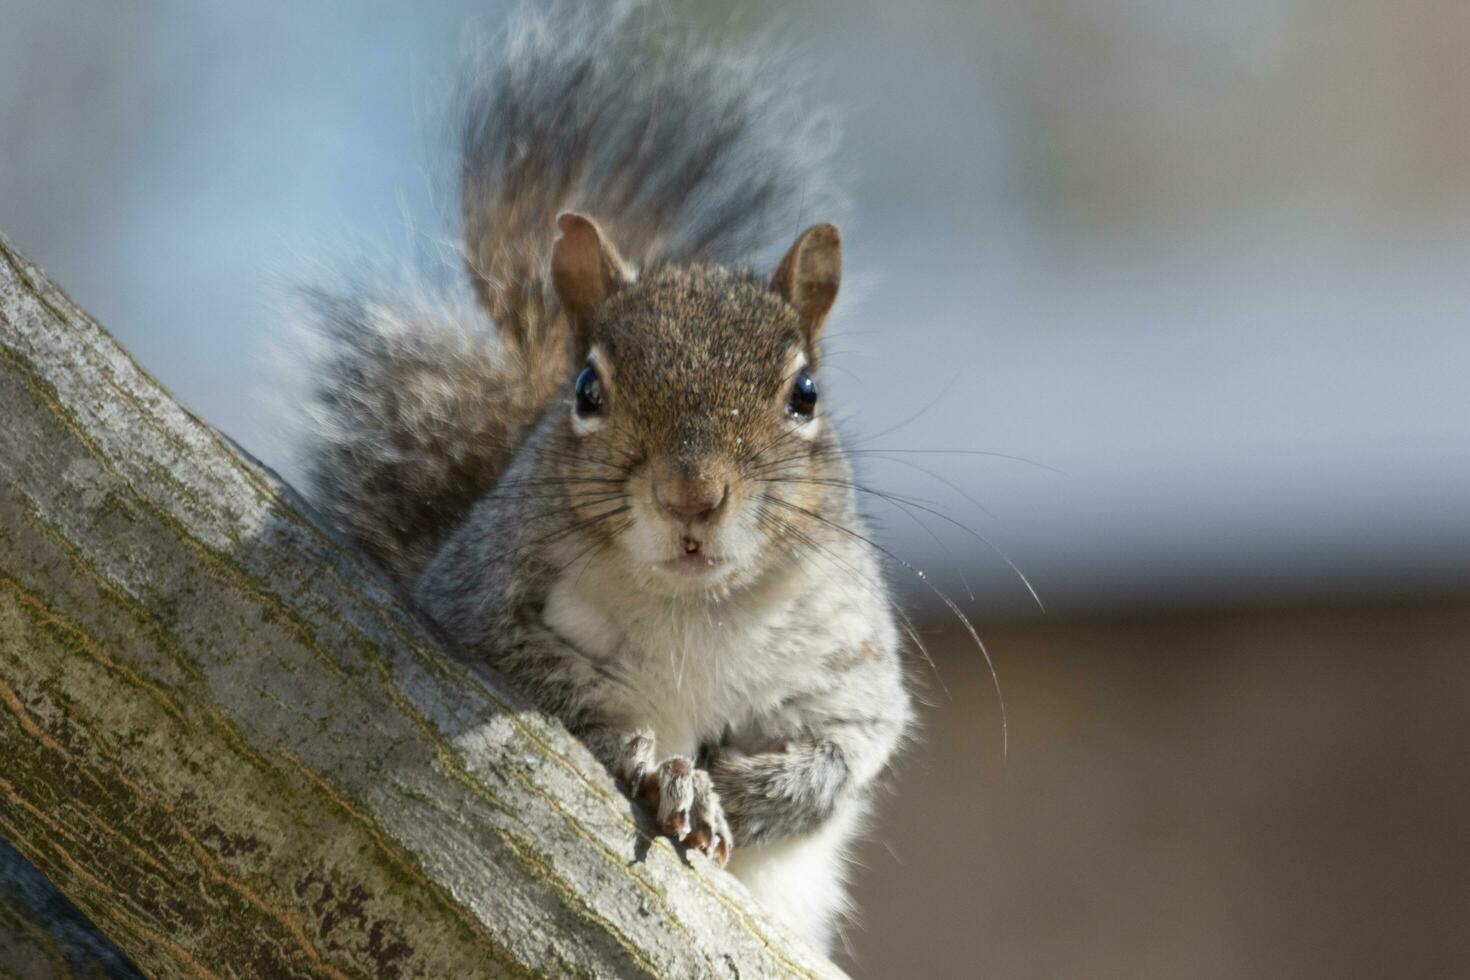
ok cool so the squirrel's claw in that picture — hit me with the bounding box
[687,769,733,865]
[653,757,695,837]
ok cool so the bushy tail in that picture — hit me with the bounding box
[300,0,840,582]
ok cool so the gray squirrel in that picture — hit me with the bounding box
[298,2,912,954]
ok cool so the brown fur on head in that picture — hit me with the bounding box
[547,214,847,595]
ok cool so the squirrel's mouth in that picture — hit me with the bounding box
[662,553,724,576]
[660,536,726,576]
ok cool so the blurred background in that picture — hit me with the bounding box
[3,1,1468,976]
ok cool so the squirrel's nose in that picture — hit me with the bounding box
[654,475,728,524]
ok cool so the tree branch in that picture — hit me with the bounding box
[0,236,842,979]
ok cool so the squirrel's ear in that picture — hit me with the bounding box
[771,223,841,344]
[552,212,630,344]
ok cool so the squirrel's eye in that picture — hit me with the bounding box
[787,368,818,420]
[574,364,604,417]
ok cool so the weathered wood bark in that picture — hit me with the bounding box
[0,236,844,979]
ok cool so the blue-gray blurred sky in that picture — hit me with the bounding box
[4,0,1469,613]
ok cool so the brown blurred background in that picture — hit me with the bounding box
[839,598,1470,977]
[4,1,1469,977]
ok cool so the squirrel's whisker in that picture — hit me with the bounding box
[764,494,1006,758]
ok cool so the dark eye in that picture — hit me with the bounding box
[787,368,818,420]
[575,364,603,417]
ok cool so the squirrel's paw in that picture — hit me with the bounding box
[638,757,732,865]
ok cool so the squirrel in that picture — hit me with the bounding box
[296,2,913,955]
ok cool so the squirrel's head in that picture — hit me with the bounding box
[546,212,845,596]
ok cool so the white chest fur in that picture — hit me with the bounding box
[540,554,850,758]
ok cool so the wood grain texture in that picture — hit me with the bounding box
[0,235,843,980]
